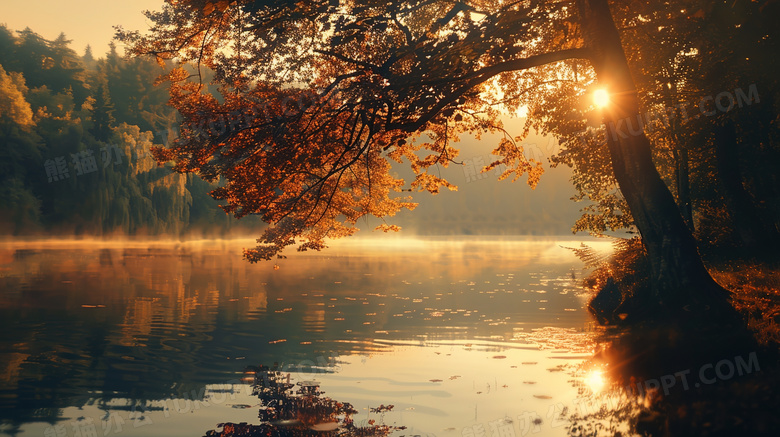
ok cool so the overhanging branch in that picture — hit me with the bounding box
[388,47,592,131]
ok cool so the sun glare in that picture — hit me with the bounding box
[593,89,610,108]
[586,370,606,393]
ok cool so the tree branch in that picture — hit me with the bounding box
[389,47,591,132]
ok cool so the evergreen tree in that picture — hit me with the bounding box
[90,79,115,142]
[83,45,96,69]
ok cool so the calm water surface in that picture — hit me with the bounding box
[0,238,608,437]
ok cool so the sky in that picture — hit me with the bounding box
[2,0,165,56]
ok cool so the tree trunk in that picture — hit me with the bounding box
[674,147,694,231]
[578,0,733,317]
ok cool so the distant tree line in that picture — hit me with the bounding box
[0,26,262,236]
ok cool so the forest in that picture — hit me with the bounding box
[0,25,264,237]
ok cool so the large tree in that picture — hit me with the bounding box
[120,0,759,320]
[556,1,780,257]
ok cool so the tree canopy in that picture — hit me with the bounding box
[119,0,779,277]
[119,0,597,261]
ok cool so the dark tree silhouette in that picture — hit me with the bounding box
[90,79,115,142]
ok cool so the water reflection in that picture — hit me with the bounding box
[0,238,600,436]
[201,365,399,437]
[568,321,779,436]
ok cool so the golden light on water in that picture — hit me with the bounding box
[586,369,606,393]
[593,89,610,108]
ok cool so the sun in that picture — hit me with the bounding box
[593,88,610,108]
[585,370,606,393]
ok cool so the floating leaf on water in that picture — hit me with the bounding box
[310,422,339,431]
[272,419,302,427]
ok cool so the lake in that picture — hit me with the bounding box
[0,238,610,437]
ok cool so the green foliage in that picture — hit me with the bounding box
[571,237,651,324]
[89,79,115,141]
[0,25,260,237]
[577,237,649,293]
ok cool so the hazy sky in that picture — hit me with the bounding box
[2,0,164,56]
